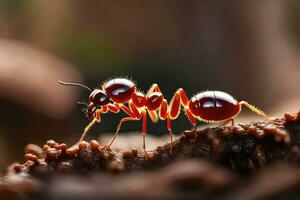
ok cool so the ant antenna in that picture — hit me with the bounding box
[59,80,92,92]
[78,101,88,106]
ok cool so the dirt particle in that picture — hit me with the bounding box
[24,153,39,165]
[247,126,257,135]
[107,160,124,173]
[46,140,57,148]
[78,141,90,150]
[184,129,196,139]
[45,148,61,161]
[89,140,100,151]
[24,144,43,159]
[56,161,74,173]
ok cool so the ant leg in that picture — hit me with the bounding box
[129,102,142,118]
[141,111,148,158]
[107,103,120,113]
[107,103,143,149]
[167,116,174,154]
[239,101,272,122]
[78,109,102,143]
[107,117,136,148]
[148,110,159,123]
[169,92,181,119]
[169,88,190,119]
[166,89,196,153]
[158,99,174,153]
[218,118,234,127]
[78,103,125,145]
[184,108,197,127]
[108,102,142,147]
[178,88,189,106]
[146,83,162,94]
[159,99,168,120]
[119,103,136,118]
[175,88,197,128]
[78,118,97,143]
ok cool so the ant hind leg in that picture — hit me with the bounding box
[167,116,174,154]
[218,118,234,127]
[239,101,275,123]
[141,111,148,159]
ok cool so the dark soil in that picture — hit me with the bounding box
[1,112,300,200]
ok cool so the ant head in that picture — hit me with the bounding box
[86,89,110,119]
[89,89,110,106]
[59,81,110,119]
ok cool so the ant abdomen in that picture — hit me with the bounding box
[189,91,241,121]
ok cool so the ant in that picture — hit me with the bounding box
[59,78,272,154]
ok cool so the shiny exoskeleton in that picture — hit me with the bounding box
[59,78,271,154]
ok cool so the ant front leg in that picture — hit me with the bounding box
[78,103,123,145]
[78,108,103,143]
[107,103,120,113]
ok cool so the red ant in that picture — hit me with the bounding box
[59,78,272,154]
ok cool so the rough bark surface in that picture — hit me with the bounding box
[1,111,300,200]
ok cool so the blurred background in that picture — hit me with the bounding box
[0,0,300,171]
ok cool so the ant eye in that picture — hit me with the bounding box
[89,89,110,106]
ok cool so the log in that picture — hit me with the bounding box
[1,111,300,200]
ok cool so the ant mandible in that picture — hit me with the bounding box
[59,78,272,154]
